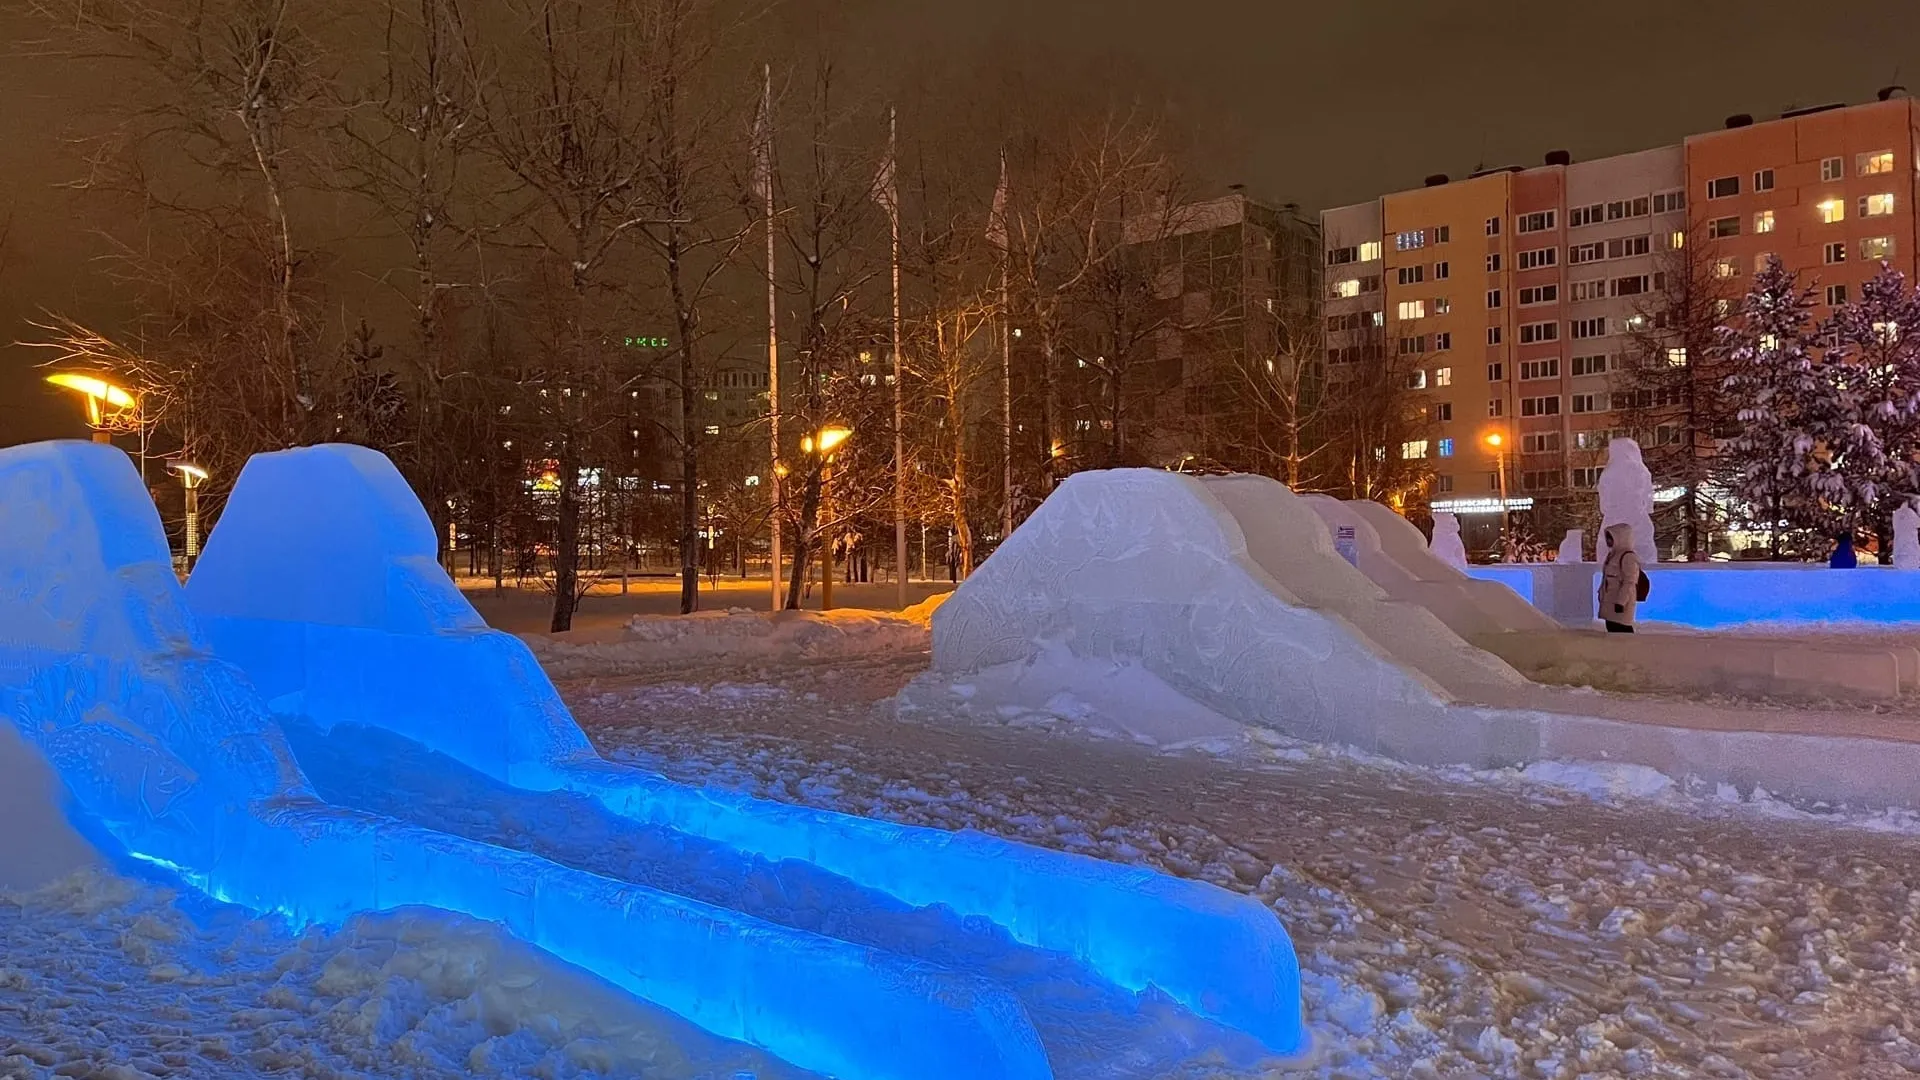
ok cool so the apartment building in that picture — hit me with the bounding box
[1323,90,1920,550]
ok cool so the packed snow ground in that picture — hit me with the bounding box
[9,610,1920,1078]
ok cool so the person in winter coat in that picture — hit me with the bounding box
[1597,523,1642,633]
[1829,531,1857,569]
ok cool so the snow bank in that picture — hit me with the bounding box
[527,607,931,679]
[0,718,98,890]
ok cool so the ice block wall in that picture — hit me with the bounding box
[185,444,594,784]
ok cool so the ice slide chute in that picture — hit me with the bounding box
[183,443,1308,1057]
[0,441,1051,1080]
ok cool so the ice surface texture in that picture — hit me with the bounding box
[185,444,594,785]
[186,444,1307,1057]
[0,441,1051,1080]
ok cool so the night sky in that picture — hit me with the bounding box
[4,0,1918,444]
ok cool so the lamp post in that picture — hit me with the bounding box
[1484,430,1509,556]
[46,373,139,463]
[170,463,209,568]
[803,425,852,611]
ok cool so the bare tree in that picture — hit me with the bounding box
[628,0,758,615]
[1003,106,1177,489]
[768,55,885,608]
[330,0,491,549]
[475,0,659,631]
[26,0,333,440]
[1619,225,1741,558]
[1233,289,1338,488]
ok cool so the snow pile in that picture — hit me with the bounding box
[1896,503,1920,569]
[529,608,932,678]
[1598,438,1657,562]
[1429,511,1467,569]
[909,641,1251,750]
[0,720,98,891]
[0,870,799,1080]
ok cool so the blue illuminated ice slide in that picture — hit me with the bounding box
[0,441,1047,1080]
[0,440,1305,1075]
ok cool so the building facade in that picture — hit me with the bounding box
[1324,92,1920,551]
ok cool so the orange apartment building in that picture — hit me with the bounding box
[1324,91,1920,552]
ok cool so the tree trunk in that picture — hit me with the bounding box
[784,468,822,609]
[550,437,580,632]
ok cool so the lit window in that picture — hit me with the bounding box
[1434,366,1453,387]
[1438,438,1454,457]
[1753,210,1774,233]
[1761,333,1780,350]
[1826,284,1849,306]
[1331,278,1360,298]
[1824,242,1847,265]
[1407,368,1428,389]
[1859,150,1894,176]
[1667,230,1686,250]
[1358,240,1382,261]
[1754,252,1773,272]
[1863,236,1895,261]
[704,425,721,435]
[1435,298,1452,314]
[1401,440,1429,460]
[1666,347,1688,367]
[1822,157,1844,181]
[1397,300,1427,319]
[1874,321,1901,344]
[1396,230,1427,251]
[1861,193,1896,217]
[1712,257,1739,279]
[1819,199,1845,224]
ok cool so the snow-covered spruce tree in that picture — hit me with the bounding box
[1718,257,1831,553]
[1820,263,1920,554]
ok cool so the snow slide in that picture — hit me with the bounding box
[927,469,1920,809]
[182,444,1308,1059]
[0,441,1051,1080]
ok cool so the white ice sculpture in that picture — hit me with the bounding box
[1896,504,1920,570]
[0,441,1054,1080]
[183,444,1308,1058]
[1598,438,1657,562]
[1557,529,1585,564]
[1430,511,1468,569]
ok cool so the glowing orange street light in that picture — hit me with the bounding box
[169,463,210,566]
[800,426,854,610]
[46,373,136,443]
[1483,429,1510,554]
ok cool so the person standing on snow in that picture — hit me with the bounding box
[1597,523,1643,633]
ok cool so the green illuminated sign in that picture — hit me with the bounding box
[624,336,671,348]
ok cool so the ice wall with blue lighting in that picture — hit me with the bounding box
[183,444,1307,1057]
[1468,561,1920,629]
[0,441,1059,1080]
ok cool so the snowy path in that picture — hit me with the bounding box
[569,652,1920,1080]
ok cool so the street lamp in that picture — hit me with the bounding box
[170,462,209,568]
[803,425,853,609]
[46,373,148,484]
[1483,429,1509,557]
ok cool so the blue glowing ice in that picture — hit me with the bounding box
[184,444,1307,1056]
[0,441,1053,1080]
